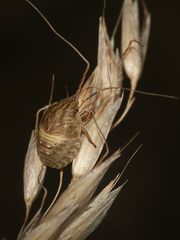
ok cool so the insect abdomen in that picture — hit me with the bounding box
[37,127,81,169]
[36,97,82,169]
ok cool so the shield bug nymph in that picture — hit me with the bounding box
[26,0,99,170]
[36,94,96,169]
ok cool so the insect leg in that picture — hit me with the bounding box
[121,39,143,59]
[81,127,96,148]
[90,111,110,162]
[42,170,63,220]
[35,105,51,131]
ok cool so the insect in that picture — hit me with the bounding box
[36,95,96,169]
[24,0,99,169]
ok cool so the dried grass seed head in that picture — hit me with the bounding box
[20,0,152,239]
[121,0,151,92]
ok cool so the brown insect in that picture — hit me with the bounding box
[36,94,96,169]
[26,0,102,170]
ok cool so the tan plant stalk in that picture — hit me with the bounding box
[18,0,151,239]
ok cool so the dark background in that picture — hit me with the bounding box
[0,0,179,239]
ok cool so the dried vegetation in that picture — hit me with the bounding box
[18,0,151,239]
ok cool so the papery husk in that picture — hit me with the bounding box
[112,0,150,128]
[140,0,151,65]
[121,0,141,91]
[72,99,122,178]
[23,130,46,211]
[58,182,125,240]
[43,150,121,221]
[25,165,124,240]
[23,201,78,240]
[78,17,123,110]
[121,0,151,93]
[72,17,123,178]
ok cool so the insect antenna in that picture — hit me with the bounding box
[25,0,90,96]
[76,0,109,99]
[98,86,179,99]
[121,87,179,99]
[121,39,143,59]
[34,74,56,133]
[91,111,110,162]
[79,85,178,104]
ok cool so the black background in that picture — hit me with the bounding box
[0,0,179,239]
